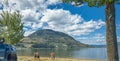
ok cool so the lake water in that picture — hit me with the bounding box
[17,46,120,60]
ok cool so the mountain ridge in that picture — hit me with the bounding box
[21,29,89,48]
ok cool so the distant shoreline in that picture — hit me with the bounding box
[18,56,103,61]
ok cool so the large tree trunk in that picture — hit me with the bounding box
[106,2,119,61]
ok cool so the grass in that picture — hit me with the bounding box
[18,56,104,61]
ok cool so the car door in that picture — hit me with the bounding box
[0,44,5,60]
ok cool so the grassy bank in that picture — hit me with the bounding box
[18,56,103,61]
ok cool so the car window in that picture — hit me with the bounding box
[11,46,16,51]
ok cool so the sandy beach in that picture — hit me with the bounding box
[18,56,104,61]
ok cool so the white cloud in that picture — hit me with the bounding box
[93,33,106,44]
[0,0,106,45]
[24,30,36,36]
[4,0,61,11]
[0,0,61,36]
[71,2,84,7]
[41,9,83,34]
[21,9,42,22]
[94,33,105,39]
[23,22,43,36]
[40,9,105,36]
[46,0,62,5]
[76,33,106,45]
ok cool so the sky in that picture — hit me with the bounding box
[0,0,120,45]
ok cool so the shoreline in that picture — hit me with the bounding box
[18,56,104,61]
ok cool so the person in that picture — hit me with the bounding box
[34,52,40,61]
[50,52,55,60]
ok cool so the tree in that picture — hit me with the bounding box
[62,0,119,61]
[0,11,24,45]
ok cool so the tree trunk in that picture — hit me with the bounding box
[106,2,119,61]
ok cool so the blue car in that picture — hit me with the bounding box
[0,38,17,61]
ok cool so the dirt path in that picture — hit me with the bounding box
[18,56,104,61]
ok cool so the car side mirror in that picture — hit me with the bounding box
[0,38,5,43]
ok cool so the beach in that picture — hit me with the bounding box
[18,56,103,61]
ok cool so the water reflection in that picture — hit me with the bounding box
[17,47,107,60]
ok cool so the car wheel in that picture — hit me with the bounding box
[12,54,17,61]
[7,54,17,61]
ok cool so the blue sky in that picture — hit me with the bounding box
[0,0,120,45]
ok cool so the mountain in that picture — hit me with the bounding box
[91,42,120,48]
[91,45,106,48]
[21,29,89,48]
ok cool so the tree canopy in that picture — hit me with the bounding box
[63,0,119,7]
[0,11,24,45]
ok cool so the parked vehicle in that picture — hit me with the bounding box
[0,38,17,61]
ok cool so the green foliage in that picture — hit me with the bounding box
[62,0,119,7]
[0,11,24,45]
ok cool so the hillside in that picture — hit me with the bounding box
[92,42,120,48]
[20,29,89,48]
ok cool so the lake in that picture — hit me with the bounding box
[17,46,120,60]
